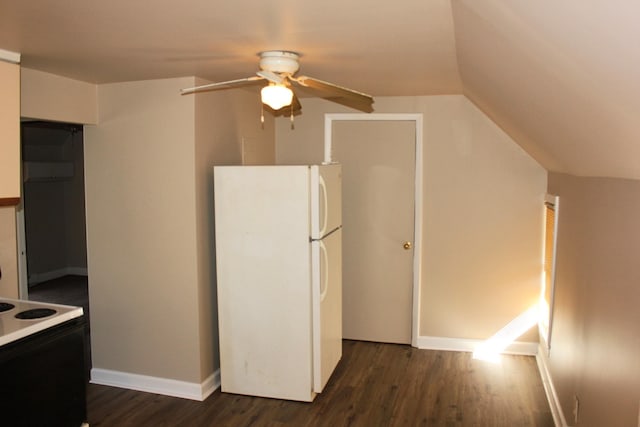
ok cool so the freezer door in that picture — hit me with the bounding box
[310,164,342,240]
[312,228,343,393]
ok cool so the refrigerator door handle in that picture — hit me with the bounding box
[319,174,328,236]
[320,240,329,302]
[310,225,341,242]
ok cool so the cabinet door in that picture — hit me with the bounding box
[0,61,20,202]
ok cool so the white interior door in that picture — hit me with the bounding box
[332,120,416,344]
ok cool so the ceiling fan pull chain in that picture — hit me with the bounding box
[290,105,295,130]
[261,104,265,129]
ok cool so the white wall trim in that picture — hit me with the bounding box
[201,369,221,400]
[324,113,424,348]
[0,49,21,64]
[536,344,567,427]
[28,267,88,286]
[91,368,220,402]
[417,335,539,356]
[15,206,29,299]
[541,194,560,352]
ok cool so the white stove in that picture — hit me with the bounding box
[0,298,84,346]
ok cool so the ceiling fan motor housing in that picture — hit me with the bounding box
[259,50,300,75]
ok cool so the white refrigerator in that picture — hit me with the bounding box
[213,164,342,402]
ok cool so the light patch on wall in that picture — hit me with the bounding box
[472,303,540,363]
[538,269,550,349]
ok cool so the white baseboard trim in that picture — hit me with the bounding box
[201,369,221,400]
[536,344,567,427]
[28,267,88,285]
[91,368,220,401]
[417,335,539,356]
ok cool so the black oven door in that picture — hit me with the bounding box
[0,317,87,427]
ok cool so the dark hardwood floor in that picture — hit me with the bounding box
[26,276,553,426]
[87,341,553,427]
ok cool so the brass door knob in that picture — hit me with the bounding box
[403,241,412,250]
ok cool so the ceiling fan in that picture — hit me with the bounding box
[180,50,374,115]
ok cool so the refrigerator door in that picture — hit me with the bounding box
[214,165,315,401]
[312,217,343,393]
[310,164,342,240]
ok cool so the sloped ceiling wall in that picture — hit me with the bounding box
[453,1,640,179]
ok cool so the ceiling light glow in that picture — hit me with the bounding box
[261,84,293,110]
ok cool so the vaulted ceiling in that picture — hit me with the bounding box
[1,0,638,179]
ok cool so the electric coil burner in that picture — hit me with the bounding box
[14,308,57,320]
[0,298,82,345]
[0,302,15,313]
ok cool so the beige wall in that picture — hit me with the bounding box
[276,95,546,343]
[84,77,272,385]
[21,68,97,124]
[84,77,202,382]
[194,81,274,378]
[543,173,640,426]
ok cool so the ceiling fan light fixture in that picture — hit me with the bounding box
[261,83,293,110]
[181,50,374,115]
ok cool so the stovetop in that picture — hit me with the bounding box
[0,298,83,346]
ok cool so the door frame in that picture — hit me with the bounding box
[324,113,423,348]
[16,203,28,298]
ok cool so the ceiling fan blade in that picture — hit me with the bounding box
[293,76,374,113]
[256,70,284,84]
[181,76,263,95]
